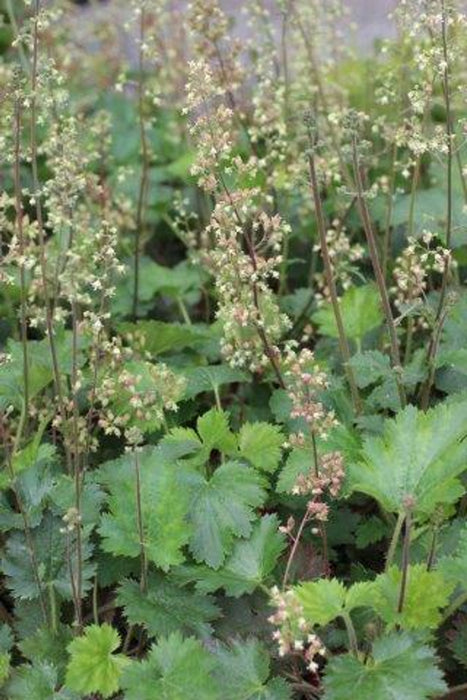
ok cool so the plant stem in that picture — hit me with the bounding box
[30,0,70,469]
[351,137,406,407]
[133,6,150,320]
[426,526,438,571]
[386,511,405,572]
[13,99,29,442]
[382,142,397,281]
[282,506,310,588]
[308,149,362,415]
[341,612,358,656]
[440,0,453,249]
[440,591,467,626]
[397,509,412,614]
[134,451,148,594]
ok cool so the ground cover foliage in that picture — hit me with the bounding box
[0,0,466,697]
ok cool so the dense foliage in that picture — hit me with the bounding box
[0,0,466,697]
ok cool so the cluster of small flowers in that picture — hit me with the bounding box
[313,221,364,304]
[284,348,337,443]
[185,58,235,192]
[391,231,455,312]
[185,55,291,371]
[188,0,244,96]
[269,585,326,672]
[95,336,185,437]
[292,452,345,500]
[209,194,291,370]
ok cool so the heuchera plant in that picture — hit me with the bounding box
[0,0,466,698]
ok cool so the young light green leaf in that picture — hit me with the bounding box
[65,624,128,699]
[238,422,284,473]
[295,579,347,627]
[196,408,237,455]
[185,461,266,569]
[313,284,383,341]
[371,565,454,629]
[348,401,467,517]
[117,573,220,639]
[98,447,191,571]
[121,632,218,700]
[296,578,376,627]
[323,632,447,700]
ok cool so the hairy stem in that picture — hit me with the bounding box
[308,149,362,415]
[397,509,412,615]
[352,137,406,407]
[133,6,150,320]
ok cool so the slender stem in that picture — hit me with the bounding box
[48,583,57,634]
[134,451,147,594]
[397,509,412,614]
[341,612,358,656]
[133,7,150,320]
[92,575,99,625]
[352,138,406,407]
[13,99,29,441]
[382,142,397,280]
[440,0,453,249]
[30,0,69,466]
[177,297,192,325]
[386,511,405,572]
[440,591,467,626]
[282,507,310,588]
[426,527,438,571]
[419,283,450,410]
[308,149,362,414]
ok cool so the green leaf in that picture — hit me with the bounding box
[117,573,220,638]
[6,662,78,700]
[448,616,467,669]
[118,319,211,355]
[65,624,128,699]
[295,579,347,626]
[20,625,73,683]
[238,423,284,473]
[323,632,447,700]
[197,408,238,455]
[98,448,191,571]
[437,523,467,588]
[348,401,467,517]
[348,351,391,389]
[1,512,94,600]
[276,448,313,494]
[437,293,467,376]
[185,461,266,568]
[180,515,286,597]
[121,632,218,700]
[213,639,292,699]
[0,651,10,686]
[355,516,388,549]
[313,284,383,341]
[371,565,454,629]
[296,578,376,627]
[182,365,249,401]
